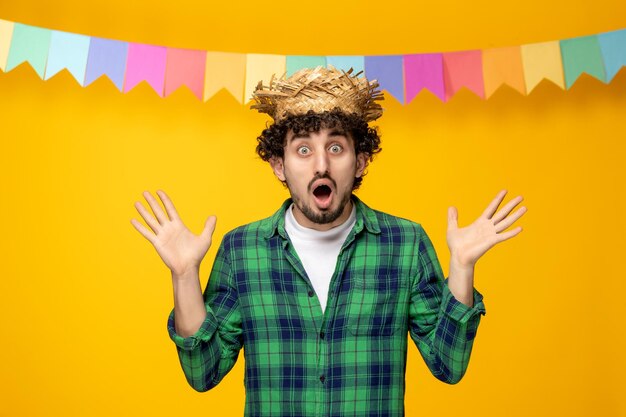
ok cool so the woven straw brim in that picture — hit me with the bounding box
[251,65,384,123]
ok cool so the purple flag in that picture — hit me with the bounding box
[364,55,405,103]
[84,38,128,90]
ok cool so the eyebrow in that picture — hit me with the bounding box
[289,129,348,142]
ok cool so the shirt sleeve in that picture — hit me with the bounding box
[166,237,243,392]
[408,224,486,384]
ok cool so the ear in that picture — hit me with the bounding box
[269,156,286,182]
[355,153,368,178]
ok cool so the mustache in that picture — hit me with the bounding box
[307,172,336,193]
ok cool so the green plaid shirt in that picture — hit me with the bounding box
[168,195,486,417]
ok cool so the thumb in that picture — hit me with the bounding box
[447,206,458,230]
[201,215,217,243]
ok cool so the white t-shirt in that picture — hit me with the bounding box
[284,203,356,313]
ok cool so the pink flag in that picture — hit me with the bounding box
[165,47,207,100]
[404,53,445,102]
[123,43,167,96]
[442,50,484,101]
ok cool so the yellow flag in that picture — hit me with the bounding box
[0,19,15,71]
[204,52,247,103]
[521,41,565,93]
[244,54,286,105]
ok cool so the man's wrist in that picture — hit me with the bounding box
[171,266,200,283]
[448,257,475,307]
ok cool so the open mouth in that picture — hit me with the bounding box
[312,184,333,208]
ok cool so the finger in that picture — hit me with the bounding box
[130,218,157,245]
[492,195,524,224]
[202,215,217,242]
[143,191,169,225]
[481,189,508,220]
[156,189,181,222]
[495,206,527,233]
[134,201,161,234]
[447,207,458,230]
[496,226,523,243]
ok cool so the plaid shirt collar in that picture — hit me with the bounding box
[261,194,381,240]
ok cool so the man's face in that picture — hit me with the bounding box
[270,126,367,231]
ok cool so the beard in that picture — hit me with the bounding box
[294,190,352,225]
[286,173,354,225]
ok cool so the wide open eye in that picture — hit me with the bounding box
[297,146,310,155]
[329,144,342,153]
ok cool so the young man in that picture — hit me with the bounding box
[131,66,526,416]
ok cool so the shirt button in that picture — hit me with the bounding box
[308,290,314,297]
[320,375,325,383]
[320,332,325,339]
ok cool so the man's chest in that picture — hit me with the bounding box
[228,237,414,340]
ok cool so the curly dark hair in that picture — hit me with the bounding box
[255,108,382,190]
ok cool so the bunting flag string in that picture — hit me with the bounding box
[1,18,625,105]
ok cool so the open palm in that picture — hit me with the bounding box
[446,189,527,267]
[131,190,217,275]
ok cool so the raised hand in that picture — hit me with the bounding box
[131,190,217,276]
[446,189,527,268]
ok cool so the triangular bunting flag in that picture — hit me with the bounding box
[560,35,606,88]
[598,29,626,82]
[84,38,128,91]
[244,54,286,104]
[204,52,246,103]
[442,50,484,100]
[520,41,565,93]
[287,56,326,77]
[123,43,167,96]
[482,46,526,97]
[45,30,90,85]
[165,47,206,100]
[364,55,405,103]
[404,53,445,102]
[5,23,51,79]
[0,19,14,71]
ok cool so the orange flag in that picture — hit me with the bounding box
[482,46,526,97]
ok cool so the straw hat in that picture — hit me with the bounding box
[250,65,384,123]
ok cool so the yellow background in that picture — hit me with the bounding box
[1,1,625,416]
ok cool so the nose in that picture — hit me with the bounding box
[314,150,330,175]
